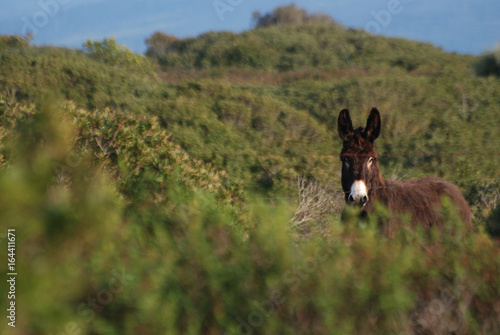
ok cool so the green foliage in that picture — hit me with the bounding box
[145,32,179,60]
[252,4,337,28]
[83,37,154,74]
[487,204,500,237]
[0,8,500,332]
[0,98,124,333]
[0,40,165,112]
[0,35,30,50]
[475,46,500,77]
[1,111,499,334]
[0,20,498,203]
[145,16,472,74]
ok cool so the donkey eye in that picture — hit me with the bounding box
[343,159,350,168]
[367,157,375,167]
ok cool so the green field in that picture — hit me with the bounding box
[1,6,500,334]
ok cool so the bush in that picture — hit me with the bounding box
[252,4,337,28]
[84,37,154,74]
[475,47,500,77]
[486,204,500,238]
[145,32,180,59]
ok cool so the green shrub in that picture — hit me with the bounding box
[486,203,500,238]
[475,47,500,77]
[83,37,154,75]
[252,4,337,28]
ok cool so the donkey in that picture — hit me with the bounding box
[337,108,471,234]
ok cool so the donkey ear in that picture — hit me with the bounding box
[364,107,381,142]
[338,109,354,141]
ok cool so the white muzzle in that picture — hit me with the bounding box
[348,180,369,206]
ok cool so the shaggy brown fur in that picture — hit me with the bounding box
[338,108,471,233]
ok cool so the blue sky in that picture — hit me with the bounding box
[1,0,499,55]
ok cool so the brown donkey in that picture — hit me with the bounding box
[338,108,471,233]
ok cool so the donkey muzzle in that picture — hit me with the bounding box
[348,180,369,206]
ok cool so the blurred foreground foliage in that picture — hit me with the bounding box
[0,99,499,334]
[0,100,499,334]
[0,6,500,332]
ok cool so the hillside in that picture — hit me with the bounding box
[1,30,498,202]
[0,7,500,333]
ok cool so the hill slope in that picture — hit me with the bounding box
[1,32,498,200]
[1,10,500,334]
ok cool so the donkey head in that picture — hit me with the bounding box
[338,108,382,207]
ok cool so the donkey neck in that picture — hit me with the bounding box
[368,167,387,196]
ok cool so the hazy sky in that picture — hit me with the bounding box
[1,0,499,55]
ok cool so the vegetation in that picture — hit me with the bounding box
[0,5,499,334]
[252,4,337,28]
[475,45,500,77]
[83,37,154,75]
